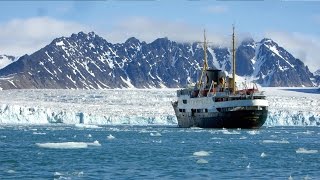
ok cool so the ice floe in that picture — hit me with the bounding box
[262,140,289,144]
[193,151,210,157]
[36,141,101,149]
[296,148,318,154]
[196,159,208,164]
[150,132,162,137]
[107,134,115,140]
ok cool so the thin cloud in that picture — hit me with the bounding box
[265,31,320,72]
[0,17,89,56]
[204,5,228,14]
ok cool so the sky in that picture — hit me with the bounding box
[0,0,319,71]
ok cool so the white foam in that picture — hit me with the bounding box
[239,136,247,139]
[193,151,210,157]
[262,140,289,144]
[196,159,208,164]
[107,134,115,140]
[296,148,318,154]
[150,132,162,137]
[36,142,88,149]
[260,152,267,157]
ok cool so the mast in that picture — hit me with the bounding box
[232,25,236,94]
[197,29,208,89]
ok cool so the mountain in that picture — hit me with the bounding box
[313,69,320,86]
[0,55,16,70]
[0,32,316,90]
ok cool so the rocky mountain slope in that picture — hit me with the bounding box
[0,32,316,90]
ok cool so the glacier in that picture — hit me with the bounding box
[0,88,319,126]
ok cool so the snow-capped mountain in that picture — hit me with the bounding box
[313,69,320,86]
[0,55,16,70]
[0,32,316,90]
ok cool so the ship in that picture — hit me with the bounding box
[172,27,268,129]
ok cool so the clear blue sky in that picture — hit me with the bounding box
[0,0,319,70]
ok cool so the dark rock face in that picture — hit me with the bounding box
[0,32,317,90]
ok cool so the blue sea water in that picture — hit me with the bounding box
[0,125,319,179]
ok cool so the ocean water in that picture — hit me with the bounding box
[0,125,319,179]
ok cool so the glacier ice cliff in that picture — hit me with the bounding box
[0,88,319,126]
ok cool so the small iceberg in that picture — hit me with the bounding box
[150,132,162,137]
[193,151,210,157]
[33,132,46,135]
[262,140,289,144]
[36,142,88,149]
[260,152,267,157]
[246,163,251,169]
[86,140,101,147]
[75,124,101,129]
[107,134,115,140]
[196,159,208,164]
[296,148,318,154]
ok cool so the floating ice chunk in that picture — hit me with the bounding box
[221,130,241,135]
[190,127,203,130]
[247,130,260,135]
[87,140,101,147]
[211,137,222,140]
[239,136,247,139]
[7,170,15,173]
[196,159,208,164]
[246,163,251,169]
[150,132,162,137]
[107,134,115,140]
[54,172,63,176]
[75,124,101,129]
[1,135,6,138]
[193,151,210,157]
[152,140,162,143]
[262,140,289,144]
[87,134,92,138]
[296,148,318,154]
[288,175,293,180]
[260,152,267,157]
[33,132,46,135]
[36,142,88,149]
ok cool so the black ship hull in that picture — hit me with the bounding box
[174,108,268,129]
